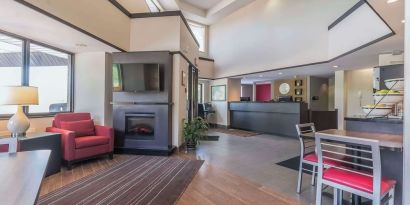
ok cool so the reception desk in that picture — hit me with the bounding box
[229,102,309,137]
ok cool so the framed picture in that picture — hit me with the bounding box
[295,88,303,95]
[211,85,226,101]
[295,80,303,87]
[295,97,303,102]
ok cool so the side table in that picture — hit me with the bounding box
[18,132,61,177]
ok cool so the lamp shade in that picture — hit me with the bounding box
[0,86,39,105]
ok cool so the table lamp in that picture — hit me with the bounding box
[0,86,38,137]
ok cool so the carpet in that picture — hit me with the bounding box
[213,128,259,137]
[37,156,203,205]
[276,156,313,175]
[200,135,219,141]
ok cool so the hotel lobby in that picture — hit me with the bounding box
[0,0,409,205]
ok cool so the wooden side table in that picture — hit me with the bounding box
[18,132,61,176]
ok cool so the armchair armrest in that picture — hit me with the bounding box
[46,127,76,161]
[95,125,114,152]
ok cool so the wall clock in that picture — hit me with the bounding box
[279,83,290,95]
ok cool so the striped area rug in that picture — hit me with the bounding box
[37,156,203,205]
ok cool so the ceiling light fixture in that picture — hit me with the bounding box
[259,75,263,77]
[387,0,399,3]
[278,72,283,75]
[333,65,339,68]
[402,19,405,23]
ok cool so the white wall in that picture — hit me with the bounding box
[209,78,241,126]
[209,0,357,78]
[74,52,113,126]
[345,68,374,117]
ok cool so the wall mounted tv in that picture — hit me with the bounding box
[113,63,164,92]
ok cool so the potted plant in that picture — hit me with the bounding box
[183,117,208,150]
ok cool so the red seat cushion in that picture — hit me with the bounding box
[323,168,396,195]
[303,153,341,167]
[60,120,95,137]
[75,136,110,149]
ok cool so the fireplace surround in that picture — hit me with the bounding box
[112,51,175,156]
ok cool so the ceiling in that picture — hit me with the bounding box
[0,1,119,54]
[213,0,404,84]
[116,0,150,13]
[181,0,221,10]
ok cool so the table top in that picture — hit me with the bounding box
[0,132,60,141]
[302,129,403,149]
[0,150,51,205]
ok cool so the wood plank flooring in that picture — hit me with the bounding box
[40,151,306,205]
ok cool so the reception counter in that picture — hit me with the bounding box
[229,102,309,137]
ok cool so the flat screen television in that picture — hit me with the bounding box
[113,63,164,92]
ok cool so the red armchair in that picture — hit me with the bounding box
[46,113,114,169]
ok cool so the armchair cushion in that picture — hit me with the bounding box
[60,119,95,137]
[75,136,110,149]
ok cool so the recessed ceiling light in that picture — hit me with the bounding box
[333,65,339,68]
[259,75,263,77]
[278,72,283,75]
[387,0,398,3]
[401,19,405,23]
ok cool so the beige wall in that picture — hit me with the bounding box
[24,0,131,51]
[197,59,214,79]
[74,52,113,126]
[130,17,181,52]
[172,55,189,147]
[273,77,307,102]
[180,19,200,64]
[345,68,374,117]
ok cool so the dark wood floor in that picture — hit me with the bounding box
[40,150,306,205]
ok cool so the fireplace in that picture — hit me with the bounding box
[126,113,155,140]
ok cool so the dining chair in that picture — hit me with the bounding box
[295,123,343,194]
[0,137,18,153]
[315,133,396,205]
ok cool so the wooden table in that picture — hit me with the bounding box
[0,150,51,205]
[302,129,403,150]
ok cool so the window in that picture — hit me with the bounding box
[198,83,203,103]
[145,0,163,12]
[0,33,23,115]
[28,44,71,113]
[188,21,206,52]
[0,31,73,117]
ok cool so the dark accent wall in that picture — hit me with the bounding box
[309,77,329,111]
[241,84,253,98]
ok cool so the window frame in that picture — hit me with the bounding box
[0,30,74,119]
[188,21,208,53]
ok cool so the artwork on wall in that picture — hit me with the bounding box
[295,89,303,95]
[211,85,226,101]
[295,80,303,87]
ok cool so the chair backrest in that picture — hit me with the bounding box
[315,132,381,197]
[198,104,205,119]
[53,113,91,128]
[296,123,316,156]
[0,137,18,153]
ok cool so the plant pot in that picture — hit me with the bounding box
[186,140,197,150]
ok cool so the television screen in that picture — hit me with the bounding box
[113,63,164,92]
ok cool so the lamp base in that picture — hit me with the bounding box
[7,105,30,138]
